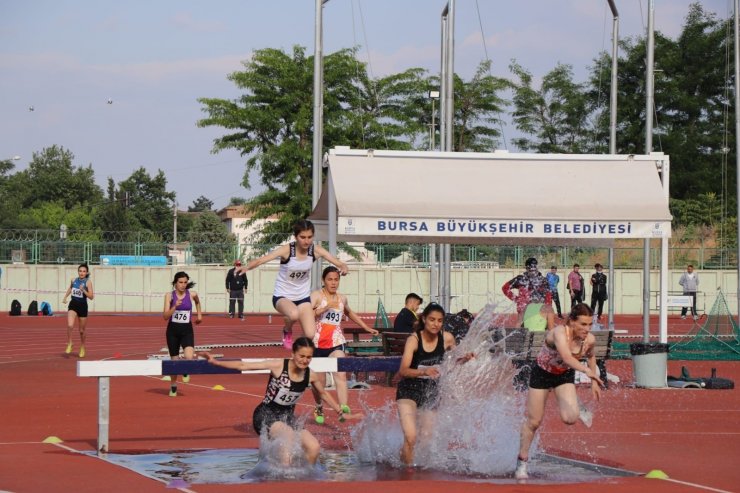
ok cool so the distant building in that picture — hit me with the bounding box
[217,206,276,257]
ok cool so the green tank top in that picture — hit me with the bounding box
[522,303,547,332]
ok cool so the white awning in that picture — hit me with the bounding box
[310,148,672,246]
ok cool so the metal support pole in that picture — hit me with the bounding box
[608,248,615,329]
[327,165,337,256]
[430,244,438,302]
[643,0,655,343]
[659,157,670,343]
[312,0,327,289]
[98,377,110,455]
[439,0,454,312]
[607,0,619,330]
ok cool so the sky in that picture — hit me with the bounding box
[0,0,732,210]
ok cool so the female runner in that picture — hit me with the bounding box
[62,263,94,358]
[515,303,603,480]
[396,302,473,466]
[237,219,348,349]
[309,266,379,424]
[163,271,202,397]
[201,337,361,466]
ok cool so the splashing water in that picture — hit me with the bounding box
[352,302,535,475]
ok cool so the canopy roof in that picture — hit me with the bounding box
[310,148,672,246]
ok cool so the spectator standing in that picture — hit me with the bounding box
[501,257,552,326]
[225,260,248,320]
[589,264,608,321]
[679,265,700,320]
[567,264,585,309]
[522,303,556,332]
[394,293,423,333]
[546,265,563,318]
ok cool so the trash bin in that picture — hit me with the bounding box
[630,342,669,388]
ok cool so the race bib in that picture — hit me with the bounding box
[287,270,310,281]
[172,310,191,323]
[71,288,83,298]
[273,386,302,406]
[320,308,342,326]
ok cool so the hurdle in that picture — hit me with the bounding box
[77,357,401,454]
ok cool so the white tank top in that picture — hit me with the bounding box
[273,242,315,300]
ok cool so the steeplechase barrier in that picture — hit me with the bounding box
[77,357,401,454]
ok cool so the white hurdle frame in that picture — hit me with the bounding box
[77,358,340,454]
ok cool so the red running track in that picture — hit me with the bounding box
[0,312,738,493]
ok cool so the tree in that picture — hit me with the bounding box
[510,61,595,153]
[0,146,102,229]
[188,195,214,212]
[93,178,136,239]
[228,197,246,206]
[117,167,176,234]
[589,4,733,201]
[188,211,236,263]
[23,145,103,210]
[450,60,509,152]
[198,46,432,246]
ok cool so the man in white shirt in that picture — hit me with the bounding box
[678,265,699,320]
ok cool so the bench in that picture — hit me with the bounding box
[381,331,410,385]
[491,328,613,388]
[343,326,384,356]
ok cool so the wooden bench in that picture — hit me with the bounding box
[344,326,384,357]
[381,331,410,385]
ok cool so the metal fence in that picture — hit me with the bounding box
[0,229,736,269]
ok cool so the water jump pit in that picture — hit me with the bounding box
[92,448,638,486]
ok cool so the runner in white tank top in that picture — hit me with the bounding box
[236,220,349,349]
[273,241,315,300]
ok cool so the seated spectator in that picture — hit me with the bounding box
[445,309,474,343]
[521,302,556,332]
[393,293,423,333]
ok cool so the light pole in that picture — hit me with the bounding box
[428,89,440,302]
[428,90,440,151]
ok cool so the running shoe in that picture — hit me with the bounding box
[313,405,325,425]
[681,315,686,320]
[65,342,73,354]
[340,404,351,414]
[182,374,190,383]
[169,387,177,397]
[79,346,86,358]
[514,458,528,480]
[693,315,698,321]
[282,330,293,350]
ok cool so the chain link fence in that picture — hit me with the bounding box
[0,229,736,269]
